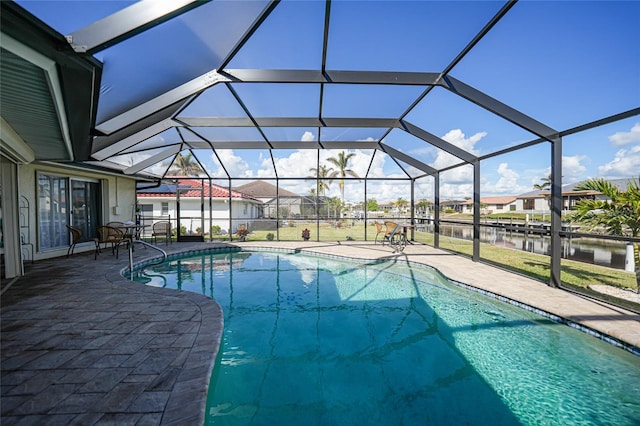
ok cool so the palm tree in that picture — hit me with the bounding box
[533,174,552,191]
[534,174,553,210]
[571,177,640,293]
[326,151,359,203]
[308,164,333,196]
[169,152,202,176]
[395,197,409,215]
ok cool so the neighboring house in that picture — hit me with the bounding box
[233,180,314,218]
[440,200,466,213]
[137,179,261,235]
[462,196,517,214]
[515,178,634,212]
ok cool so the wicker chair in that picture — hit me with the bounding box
[152,221,171,245]
[383,221,397,245]
[374,221,387,244]
[65,225,99,258]
[97,226,130,259]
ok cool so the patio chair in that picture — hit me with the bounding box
[65,225,99,258]
[374,221,387,244]
[152,221,171,245]
[383,221,397,245]
[97,226,131,259]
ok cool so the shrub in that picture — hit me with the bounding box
[211,225,221,235]
[266,232,275,241]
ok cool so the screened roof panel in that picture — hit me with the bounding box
[406,87,537,155]
[320,127,386,143]
[326,1,503,72]
[121,128,183,153]
[261,127,317,142]
[8,1,637,195]
[451,1,640,131]
[228,0,325,70]
[383,129,436,165]
[178,84,249,117]
[94,0,271,123]
[229,83,320,118]
[322,84,426,118]
[16,1,135,35]
[186,127,266,143]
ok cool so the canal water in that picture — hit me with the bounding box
[438,224,628,270]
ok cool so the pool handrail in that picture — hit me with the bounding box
[128,240,168,277]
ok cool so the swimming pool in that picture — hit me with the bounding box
[132,249,640,425]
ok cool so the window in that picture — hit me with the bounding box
[510,205,516,211]
[496,204,503,210]
[161,202,169,216]
[523,199,535,210]
[243,203,248,214]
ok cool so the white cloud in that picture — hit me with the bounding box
[301,131,315,142]
[561,155,588,183]
[608,123,640,146]
[210,150,253,178]
[598,145,640,178]
[433,129,486,186]
[482,162,529,195]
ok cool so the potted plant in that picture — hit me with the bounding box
[302,228,311,241]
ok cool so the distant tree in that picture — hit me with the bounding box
[534,174,553,209]
[326,151,359,203]
[395,197,409,213]
[416,199,431,215]
[533,174,552,191]
[571,177,640,293]
[367,198,379,211]
[168,152,202,176]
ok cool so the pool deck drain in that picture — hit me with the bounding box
[2,241,639,425]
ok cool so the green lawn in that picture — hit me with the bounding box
[233,222,637,295]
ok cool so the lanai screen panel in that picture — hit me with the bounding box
[325,1,503,72]
[405,87,539,155]
[452,1,640,131]
[227,0,325,70]
[92,0,272,124]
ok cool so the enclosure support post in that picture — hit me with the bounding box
[473,160,480,262]
[550,137,563,288]
[434,172,440,248]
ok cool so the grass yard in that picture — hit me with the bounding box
[233,222,637,295]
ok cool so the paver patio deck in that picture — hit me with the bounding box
[2,241,639,425]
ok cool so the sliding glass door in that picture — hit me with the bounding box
[38,174,69,250]
[38,173,102,250]
[70,180,101,240]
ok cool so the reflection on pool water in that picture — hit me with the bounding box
[132,250,640,426]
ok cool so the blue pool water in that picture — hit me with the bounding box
[132,250,640,425]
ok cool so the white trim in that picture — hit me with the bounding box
[0,117,35,163]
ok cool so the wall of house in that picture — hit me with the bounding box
[18,163,138,260]
[137,197,260,235]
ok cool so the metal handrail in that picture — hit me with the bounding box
[128,240,168,278]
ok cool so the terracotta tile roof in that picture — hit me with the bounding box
[137,179,260,201]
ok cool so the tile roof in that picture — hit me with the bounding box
[232,180,299,198]
[137,179,259,201]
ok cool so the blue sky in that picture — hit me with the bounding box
[18,0,640,202]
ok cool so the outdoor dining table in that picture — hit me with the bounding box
[116,224,149,251]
